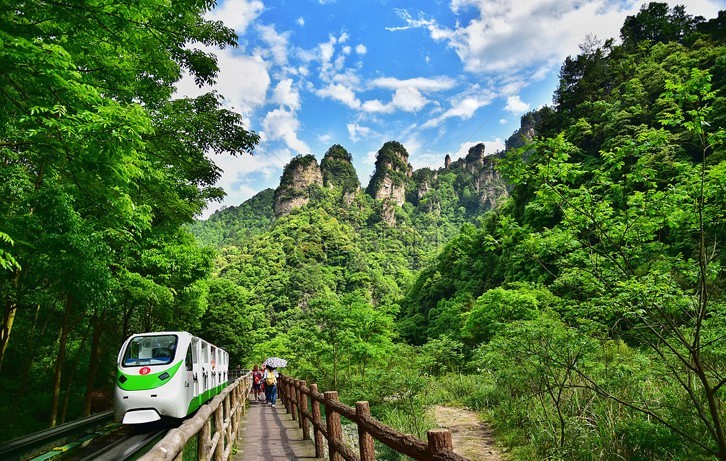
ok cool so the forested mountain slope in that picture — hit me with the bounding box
[196,3,726,460]
[397,5,726,460]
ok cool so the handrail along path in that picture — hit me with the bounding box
[277,374,470,461]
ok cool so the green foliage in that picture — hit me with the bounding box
[0,0,257,436]
[320,144,360,193]
[396,5,726,459]
[189,188,275,247]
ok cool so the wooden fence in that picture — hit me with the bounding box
[138,372,251,461]
[278,375,469,461]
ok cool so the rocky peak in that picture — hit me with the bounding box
[505,110,540,151]
[320,144,360,195]
[464,143,486,173]
[273,154,323,217]
[365,141,412,204]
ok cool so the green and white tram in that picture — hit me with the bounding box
[113,331,229,424]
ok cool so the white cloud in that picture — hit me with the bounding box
[355,44,367,55]
[362,99,393,114]
[392,87,428,112]
[297,17,305,26]
[342,45,352,55]
[256,25,290,66]
[504,95,530,115]
[262,108,311,155]
[206,0,264,33]
[394,0,723,78]
[272,79,300,110]
[422,86,495,128]
[316,83,361,109]
[175,48,270,116]
[360,76,456,114]
[369,76,456,92]
[347,123,372,142]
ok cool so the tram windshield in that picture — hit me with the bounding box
[122,334,178,366]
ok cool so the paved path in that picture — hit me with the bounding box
[234,398,317,460]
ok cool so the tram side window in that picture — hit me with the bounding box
[185,345,193,371]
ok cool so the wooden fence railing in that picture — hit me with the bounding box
[139,372,251,461]
[278,375,469,461]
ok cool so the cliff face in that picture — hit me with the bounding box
[366,141,412,204]
[476,151,509,210]
[320,144,360,204]
[365,141,413,225]
[270,134,517,221]
[465,143,508,209]
[273,155,323,217]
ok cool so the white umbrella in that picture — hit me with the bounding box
[263,357,287,368]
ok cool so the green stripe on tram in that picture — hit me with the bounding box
[186,382,227,415]
[116,361,183,391]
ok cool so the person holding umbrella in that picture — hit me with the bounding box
[262,364,278,407]
[261,357,286,407]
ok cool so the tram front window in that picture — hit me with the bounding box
[122,335,178,366]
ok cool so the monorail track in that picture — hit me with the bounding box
[0,412,167,461]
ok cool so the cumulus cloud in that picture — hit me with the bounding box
[316,83,361,109]
[391,0,721,77]
[297,17,305,26]
[175,48,270,116]
[256,25,290,66]
[355,44,367,54]
[206,0,264,33]
[272,79,300,110]
[392,87,428,112]
[360,76,456,114]
[347,123,372,142]
[504,95,530,115]
[422,86,495,128]
[370,76,456,91]
[262,108,311,155]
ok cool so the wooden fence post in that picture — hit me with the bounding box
[427,429,453,458]
[311,384,324,458]
[214,406,224,461]
[300,380,310,440]
[283,379,292,413]
[290,380,298,421]
[198,419,210,461]
[356,402,375,461]
[325,391,343,461]
[224,395,231,457]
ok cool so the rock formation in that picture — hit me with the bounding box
[273,154,323,217]
[320,144,360,204]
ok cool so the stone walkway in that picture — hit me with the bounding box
[234,398,317,460]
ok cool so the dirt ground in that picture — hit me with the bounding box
[429,405,506,461]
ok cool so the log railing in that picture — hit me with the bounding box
[138,372,251,461]
[278,375,469,461]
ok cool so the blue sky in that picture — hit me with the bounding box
[176,0,725,218]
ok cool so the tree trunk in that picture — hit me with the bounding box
[83,312,105,416]
[60,320,91,424]
[50,295,73,428]
[0,299,17,373]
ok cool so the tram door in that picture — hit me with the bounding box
[201,341,209,392]
[187,338,199,398]
[210,346,218,389]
